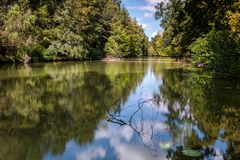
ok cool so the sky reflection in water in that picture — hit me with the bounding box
[0,59,240,160]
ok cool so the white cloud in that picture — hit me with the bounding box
[76,146,106,160]
[128,5,156,12]
[95,124,168,160]
[136,18,149,29]
[136,17,142,22]
[151,31,163,38]
[151,31,158,37]
[144,12,154,18]
[146,0,161,5]
[128,0,169,12]
[141,24,149,29]
[146,0,169,5]
[95,125,134,142]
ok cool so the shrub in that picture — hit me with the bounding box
[190,30,240,77]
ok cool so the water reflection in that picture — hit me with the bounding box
[160,69,240,159]
[0,59,240,160]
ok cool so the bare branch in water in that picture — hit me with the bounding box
[107,91,162,154]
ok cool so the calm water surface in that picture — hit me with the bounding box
[0,58,240,160]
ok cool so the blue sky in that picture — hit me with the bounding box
[122,0,162,39]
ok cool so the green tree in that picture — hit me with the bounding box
[104,7,148,58]
[0,0,149,63]
[151,32,169,56]
[189,30,240,77]
[154,0,240,76]
[1,1,36,63]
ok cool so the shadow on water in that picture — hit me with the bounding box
[0,59,240,160]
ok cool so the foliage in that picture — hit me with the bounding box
[182,149,201,157]
[1,3,36,62]
[151,33,169,57]
[160,69,240,143]
[0,0,149,63]
[190,30,240,77]
[104,10,148,58]
[154,0,240,76]
[159,69,240,159]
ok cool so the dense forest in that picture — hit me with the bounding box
[1,0,240,77]
[0,0,149,63]
[153,0,240,77]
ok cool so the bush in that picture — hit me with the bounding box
[190,30,240,77]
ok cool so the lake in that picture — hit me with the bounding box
[0,58,240,160]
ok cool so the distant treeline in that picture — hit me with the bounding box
[152,0,240,77]
[0,0,149,63]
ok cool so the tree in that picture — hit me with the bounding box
[151,32,170,57]
[1,1,36,63]
[0,0,150,63]
[104,7,148,58]
[154,0,240,76]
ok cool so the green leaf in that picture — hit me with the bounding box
[159,143,171,149]
[182,149,201,157]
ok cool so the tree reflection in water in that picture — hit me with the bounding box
[159,69,240,160]
[107,68,240,159]
[0,60,240,160]
[0,61,146,160]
